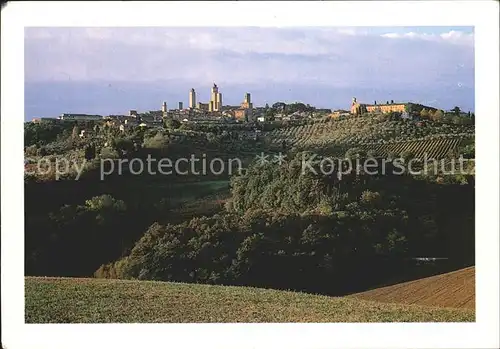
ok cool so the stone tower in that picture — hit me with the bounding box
[210,83,221,111]
[162,102,168,118]
[241,93,253,109]
[350,97,360,115]
[189,88,196,109]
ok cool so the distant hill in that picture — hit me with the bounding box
[350,266,475,309]
[25,276,474,323]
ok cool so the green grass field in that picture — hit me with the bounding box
[25,277,474,323]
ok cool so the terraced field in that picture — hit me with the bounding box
[356,137,466,159]
[267,117,474,158]
[360,137,460,157]
[274,138,470,161]
[351,267,475,309]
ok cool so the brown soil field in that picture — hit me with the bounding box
[350,266,475,309]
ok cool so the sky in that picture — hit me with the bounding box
[24,26,474,119]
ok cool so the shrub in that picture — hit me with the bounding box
[37,146,48,157]
[143,132,170,150]
[100,147,119,159]
[25,145,38,156]
[360,190,382,207]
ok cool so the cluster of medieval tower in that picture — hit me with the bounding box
[161,83,254,121]
[158,84,430,121]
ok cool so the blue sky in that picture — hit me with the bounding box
[24,26,474,119]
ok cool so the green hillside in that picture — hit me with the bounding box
[25,277,474,323]
[24,114,476,324]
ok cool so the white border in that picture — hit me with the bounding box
[2,1,499,349]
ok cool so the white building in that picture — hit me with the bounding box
[59,113,103,121]
[401,111,413,120]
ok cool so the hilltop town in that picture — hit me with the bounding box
[31,83,327,126]
[31,82,474,129]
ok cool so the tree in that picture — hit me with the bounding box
[432,109,444,122]
[388,111,401,121]
[85,194,126,212]
[71,125,80,140]
[452,115,463,125]
[165,118,181,130]
[37,146,48,157]
[143,132,170,150]
[360,190,382,207]
[460,144,475,159]
[399,150,415,161]
[84,143,96,160]
[420,108,430,120]
[451,106,461,116]
[281,140,287,151]
[265,108,275,119]
[112,137,135,155]
[272,102,286,112]
[25,121,73,146]
[25,145,38,157]
[366,149,377,159]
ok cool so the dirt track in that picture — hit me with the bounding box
[351,267,475,309]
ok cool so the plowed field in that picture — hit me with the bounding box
[351,267,475,309]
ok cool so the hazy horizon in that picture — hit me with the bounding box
[24,26,475,119]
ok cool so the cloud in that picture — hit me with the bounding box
[24,26,474,115]
[380,30,474,46]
